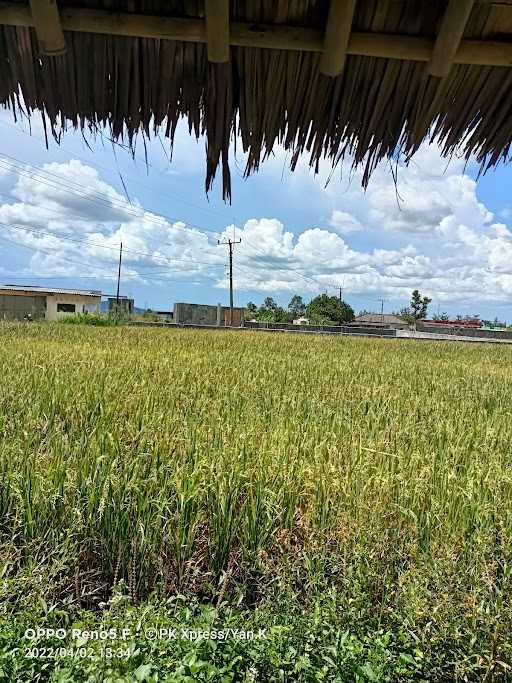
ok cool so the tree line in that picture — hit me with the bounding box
[246,289,508,329]
[245,294,355,325]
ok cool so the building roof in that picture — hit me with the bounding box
[0,284,102,297]
[354,314,405,325]
[1,2,512,199]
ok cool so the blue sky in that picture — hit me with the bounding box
[0,108,512,320]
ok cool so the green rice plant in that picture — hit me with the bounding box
[0,321,510,669]
[207,470,243,577]
[167,467,203,589]
[242,474,277,558]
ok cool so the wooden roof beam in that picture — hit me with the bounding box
[428,0,475,77]
[320,0,357,77]
[1,4,512,68]
[205,0,229,62]
[29,0,66,55]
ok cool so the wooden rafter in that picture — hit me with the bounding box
[28,0,65,55]
[320,0,357,77]
[0,3,511,68]
[205,0,229,63]
[428,0,475,77]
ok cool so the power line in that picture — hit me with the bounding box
[0,221,226,271]
[0,232,118,277]
[0,154,331,288]
[1,219,388,306]
[231,225,342,293]
[1,218,327,296]
[0,232,221,288]
[0,153,353,291]
[0,152,376,298]
[4,121,471,308]
[0,153,222,237]
[0,154,344,294]
[0,118,236,223]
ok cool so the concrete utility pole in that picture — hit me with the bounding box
[338,276,345,302]
[378,297,385,323]
[116,241,123,309]
[218,237,241,325]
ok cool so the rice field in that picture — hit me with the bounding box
[1,322,511,680]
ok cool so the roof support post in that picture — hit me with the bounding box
[205,0,229,62]
[320,0,357,77]
[29,0,66,55]
[428,0,475,77]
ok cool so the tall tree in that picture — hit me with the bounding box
[262,297,278,312]
[255,297,290,323]
[288,295,306,318]
[245,302,258,318]
[306,294,355,325]
[410,289,431,320]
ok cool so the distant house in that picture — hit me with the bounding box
[293,317,310,325]
[0,285,101,321]
[349,313,408,330]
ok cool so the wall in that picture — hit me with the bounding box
[46,295,101,321]
[224,307,244,326]
[174,303,219,325]
[0,294,46,320]
[174,303,244,326]
[396,330,512,344]
[107,298,134,313]
[421,324,512,341]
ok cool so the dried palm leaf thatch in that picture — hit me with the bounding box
[0,0,511,200]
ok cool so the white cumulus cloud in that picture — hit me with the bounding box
[0,142,512,314]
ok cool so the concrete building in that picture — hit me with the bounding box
[0,285,101,321]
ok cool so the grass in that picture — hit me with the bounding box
[0,322,511,681]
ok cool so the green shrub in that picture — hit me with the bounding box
[59,312,126,326]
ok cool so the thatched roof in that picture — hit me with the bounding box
[1,0,512,199]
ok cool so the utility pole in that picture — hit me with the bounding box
[116,241,123,310]
[218,237,241,326]
[338,276,345,303]
[377,297,385,323]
